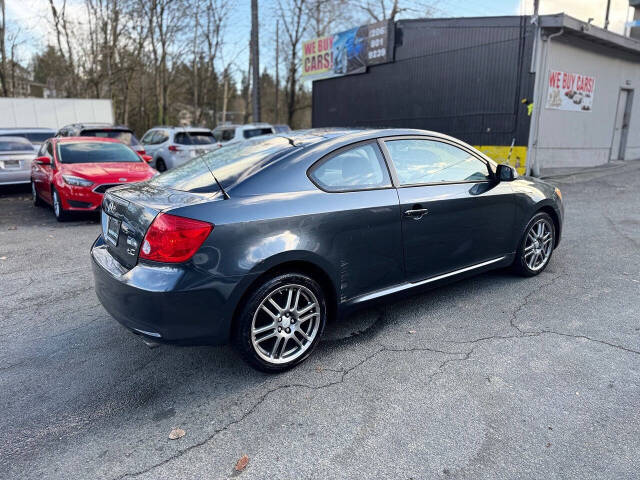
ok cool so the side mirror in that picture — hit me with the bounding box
[35,156,51,165]
[142,154,153,163]
[496,163,517,182]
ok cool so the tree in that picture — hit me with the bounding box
[0,0,7,96]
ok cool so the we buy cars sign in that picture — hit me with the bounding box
[546,70,596,112]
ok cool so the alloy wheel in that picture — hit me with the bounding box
[53,191,61,217]
[251,284,321,365]
[31,182,37,202]
[523,219,553,271]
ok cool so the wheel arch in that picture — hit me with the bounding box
[229,257,338,341]
[535,203,561,248]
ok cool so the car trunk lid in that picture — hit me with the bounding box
[101,182,218,269]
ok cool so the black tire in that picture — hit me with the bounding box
[233,272,327,373]
[51,187,69,222]
[156,158,167,172]
[512,212,555,277]
[31,180,44,207]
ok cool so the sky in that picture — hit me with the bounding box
[5,0,635,76]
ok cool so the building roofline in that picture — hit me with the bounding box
[539,13,640,57]
[396,13,640,58]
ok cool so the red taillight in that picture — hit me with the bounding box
[168,145,180,152]
[137,148,146,155]
[139,213,213,263]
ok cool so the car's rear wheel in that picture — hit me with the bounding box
[513,212,555,276]
[52,188,69,222]
[156,158,167,172]
[234,273,327,372]
[31,181,44,207]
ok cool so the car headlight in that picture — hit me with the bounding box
[62,175,94,187]
[554,187,562,201]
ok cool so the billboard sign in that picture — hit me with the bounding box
[302,20,394,80]
[545,70,596,112]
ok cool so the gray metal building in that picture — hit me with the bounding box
[312,14,640,175]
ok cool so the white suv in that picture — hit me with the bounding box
[212,123,275,146]
[140,126,219,172]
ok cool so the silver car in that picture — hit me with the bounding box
[0,128,56,147]
[140,127,219,172]
[0,136,36,185]
[212,123,275,146]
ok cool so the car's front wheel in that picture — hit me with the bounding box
[234,273,327,372]
[31,181,44,207]
[513,212,555,276]
[156,158,167,172]
[52,188,69,222]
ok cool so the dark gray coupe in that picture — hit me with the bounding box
[92,129,563,371]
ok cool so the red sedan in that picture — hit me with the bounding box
[31,137,157,221]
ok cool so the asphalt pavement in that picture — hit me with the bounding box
[1,163,639,479]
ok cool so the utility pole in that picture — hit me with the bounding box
[275,20,279,124]
[604,0,611,30]
[251,0,261,123]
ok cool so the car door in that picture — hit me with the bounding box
[140,130,156,154]
[307,141,404,301]
[33,140,55,203]
[381,137,515,282]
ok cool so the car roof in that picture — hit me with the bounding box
[0,135,34,144]
[215,123,273,129]
[55,136,123,144]
[77,124,133,131]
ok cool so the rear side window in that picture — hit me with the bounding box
[309,143,391,192]
[243,128,272,139]
[175,132,215,145]
[385,139,490,185]
[0,132,52,143]
[0,138,33,151]
[81,129,140,146]
[221,129,234,141]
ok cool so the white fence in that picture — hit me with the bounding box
[0,98,114,129]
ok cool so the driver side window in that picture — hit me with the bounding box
[385,139,490,185]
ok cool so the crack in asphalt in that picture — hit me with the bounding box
[509,272,565,334]
[109,266,640,479]
[111,344,467,480]
[603,214,639,249]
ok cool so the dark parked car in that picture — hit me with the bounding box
[56,123,145,156]
[92,129,563,372]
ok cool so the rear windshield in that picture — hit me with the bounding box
[0,132,53,143]
[80,129,140,146]
[243,128,273,139]
[150,136,293,193]
[174,131,215,145]
[57,142,142,164]
[0,138,33,151]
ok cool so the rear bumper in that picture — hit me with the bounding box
[0,169,30,185]
[91,236,246,345]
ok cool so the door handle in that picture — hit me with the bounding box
[403,208,429,219]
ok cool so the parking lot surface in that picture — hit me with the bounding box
[1,163,639,479]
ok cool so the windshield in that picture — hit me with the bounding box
[0,132,53,143]
[80,129,140,146]
[0,138,34,152]
[175,132,215,145]
[150,136,293,192]
[57,142,142,164]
